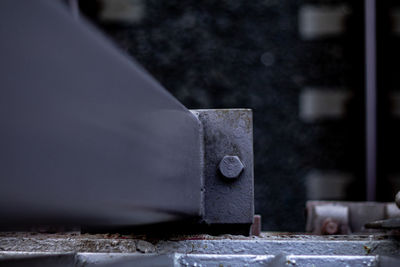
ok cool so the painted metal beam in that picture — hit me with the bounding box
[0,0,203,226]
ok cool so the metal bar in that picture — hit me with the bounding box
[0,0,255,231]
[0,0,203,226]
[365,0,377,201]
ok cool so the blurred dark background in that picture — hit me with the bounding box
[70,0,400,232]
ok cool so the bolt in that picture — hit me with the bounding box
[218,155,244,179]
[321,218,340,235]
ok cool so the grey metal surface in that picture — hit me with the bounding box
[177,254,378,267]
[1,233,400,266]
[1,232,399,256]
[0,0,203,226]
[157,236,400,256]
[191,109,254,225]
[218,155,244,179]
[0,252,385,267]
[365,218,400,229]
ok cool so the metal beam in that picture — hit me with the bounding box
[0,0,203,226]
[0,1,255,231]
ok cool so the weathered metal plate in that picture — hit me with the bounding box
[191,109,254,225]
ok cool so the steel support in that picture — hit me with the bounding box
[191,110,254,226]
[0,0,203,226]
[0,1,254,230]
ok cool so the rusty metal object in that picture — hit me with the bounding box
[306,201,400,234]
[250,215,262,236]
[321,218,340,235]
[306,203,350,234]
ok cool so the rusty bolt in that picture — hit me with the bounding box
[219,155,244,179]
[321,218,340,235]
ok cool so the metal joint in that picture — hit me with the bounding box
[191,109,254,226]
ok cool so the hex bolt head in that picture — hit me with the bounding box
[219,155,244,179]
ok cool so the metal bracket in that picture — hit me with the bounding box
[0,0,254,233]
[191,109,254,226]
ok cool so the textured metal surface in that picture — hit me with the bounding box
[191,109,254,225]
[0,253,385,267]
[157,236,400,256]
[0,0,203,226]
[1,233,400,266]
[177,254,378,267]
[1,233,399,256]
